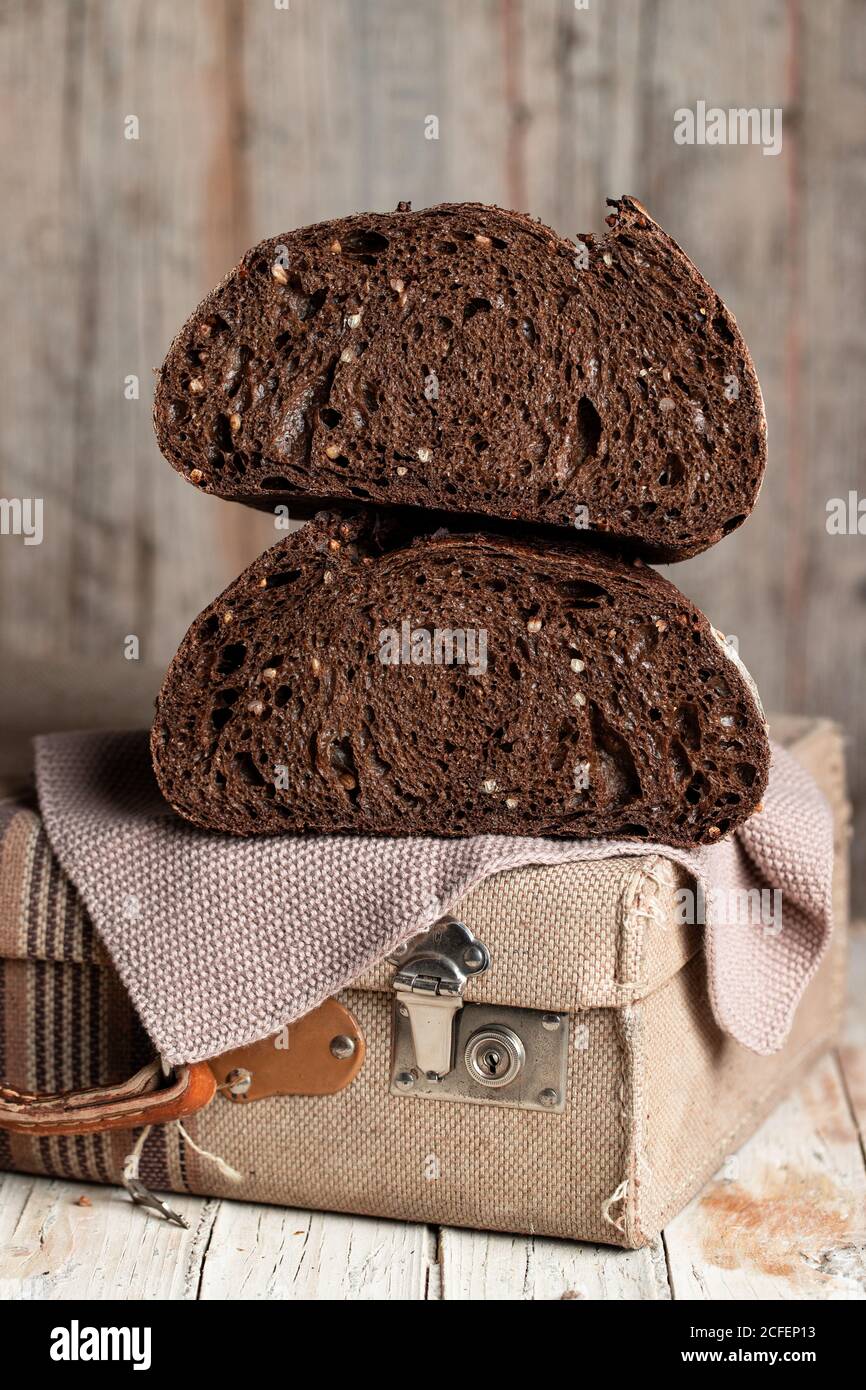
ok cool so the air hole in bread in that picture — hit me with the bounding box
[675,703,701,749]
[558,579,608,608]
[233,752,265,786]
[685,772,708,805]
[659,453,685,487]
[265,569,302,589]
[669,737,692,782]
[212,415,234,450]
[463,297,492,322]
[292,283,327,322]
[575,396,603,461]
[217,642,247,676]
[341,228,390,256]
[589,703,641,804]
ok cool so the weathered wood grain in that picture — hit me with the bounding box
[0,0,276,683]
[439,1227,671,1301]
[0,1172,216,1301]
[642,0,866,904]
[663,1050,866,1300]
[0,0,863,906]
[196,1203,437,1301]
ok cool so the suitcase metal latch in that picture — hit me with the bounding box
[389,919,568,1112]
[390,919,489,1080]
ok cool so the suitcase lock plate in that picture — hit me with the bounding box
[389,919,567,1112]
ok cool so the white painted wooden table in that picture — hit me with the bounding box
[2,933,865,1302]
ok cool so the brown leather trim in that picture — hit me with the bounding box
[209,998,366,1102]
[0,1059,216,1136]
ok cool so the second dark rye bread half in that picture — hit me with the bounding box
[151,511,769,842]
[153,198,766,563]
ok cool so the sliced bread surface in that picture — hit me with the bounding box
[151,510,770,841]
[153,198,766,562]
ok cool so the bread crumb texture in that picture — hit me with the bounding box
[151,510,770,841]
[153,198,766,563]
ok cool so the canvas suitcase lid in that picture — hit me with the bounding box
[352,853,699,1012]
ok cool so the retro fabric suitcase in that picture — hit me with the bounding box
[0,718,848,1248]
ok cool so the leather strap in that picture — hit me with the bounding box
[0,999,366,1134]
[0,1059,216,1137]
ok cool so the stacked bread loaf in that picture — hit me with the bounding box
[151,197,769,846]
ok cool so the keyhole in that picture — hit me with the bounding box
[465,1027,524,1088]
[482,1048,501,1076]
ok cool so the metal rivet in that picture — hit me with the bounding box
[538,1088,559,1108]
[541,1014,561,1031]
[225,1067,252,1097]
[463,946,485,970]
[395,1071,416,1090]
[329,1034,356,1060]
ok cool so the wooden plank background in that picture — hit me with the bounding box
[0,0,863,905]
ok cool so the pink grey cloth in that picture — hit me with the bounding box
[34,731,834,1064]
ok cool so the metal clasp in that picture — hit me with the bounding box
[390,919,489,1079]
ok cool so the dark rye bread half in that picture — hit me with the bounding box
[153,197,766,563]
[151,511,769,843]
